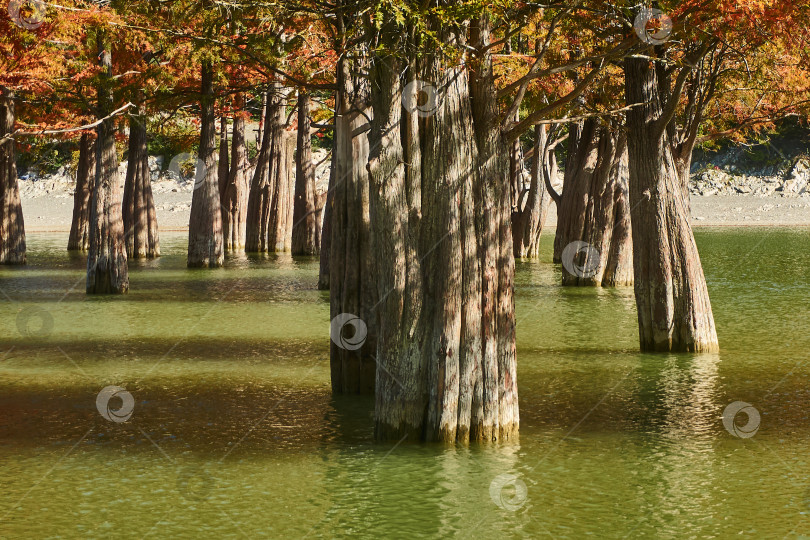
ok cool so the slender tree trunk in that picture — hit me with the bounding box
[245,82,295,252]
[329,56,377,394]
[0,87,26,264]
[222,95,249,251]
[218,116,229,197]
[292,91,321,255]
[87,36,128,293]
[624,56,718,352]
[554,119,633,286]
[187,62,224,268]
[368,16,518,443]
[317,140,335,289]
[122,112,159,258]
[512,124,554,258]
[68,133,95,251]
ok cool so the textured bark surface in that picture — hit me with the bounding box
[624,56,718,352]
[512,124,554,258]
[222,96,250,251]
[122,114,159,258]
[187,63,224,268]
[245,83,295,252]
[0,88,26,265]
[329,57,377,394]
[291,91,321,255]
[68,133,95,252]
[368,17,518,443]
[218,116,229,199]
[317,141,336,290]
[86,38,128,294]
[554,119,633,286]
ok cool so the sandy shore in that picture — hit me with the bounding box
[21,190,810,233]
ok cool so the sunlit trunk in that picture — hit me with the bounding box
[222,95,249,251]
[122,112,159,258]
[291,90,321,255]
[68,133,95,252]
[624,56,718,352]
[0,87,26,265]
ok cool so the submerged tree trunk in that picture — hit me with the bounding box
[245,82,295,252]
[368,17,518,443]
[624,56,718,352]
[122,112,159,258]
[87,36,128,293]
[0,87,26,264]
[554,119,632,286]
[187,62,224,268]
[329,56,377,394]
[512,124,554,258]
[68,133,95,251]
[292,91,321,255]
[222,95,249,251]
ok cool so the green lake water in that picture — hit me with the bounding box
[1,229,809,538]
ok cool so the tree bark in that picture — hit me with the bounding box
[291,90,321,255]
[512,124,554,258]
[187,62,224,268]
[329,55,377,394]
[553,119,633,286]
[245,82,295,252]
[0,87,26,265]
[222,95,250,251]
[87,36,128,294]
[624,56,718,352]
[122,112,159,258]
[317,140,335,289]
[218,116,229,199]
[368,16,518,443]
[68,133,95,251]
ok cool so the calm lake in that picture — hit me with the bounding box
[1,229,809,538]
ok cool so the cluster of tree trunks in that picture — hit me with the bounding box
[291,91,321,255]
[552,119,633,286]
[67,133,95,252]
[512,124,554,258]
[122,112,160,258]
[245,82,295,253]
[187,62,224,268]
[86,35,128,294]
[365,16,518,443]
[624,56,718,352]
[0,87,26,265]
[221,95,250,251]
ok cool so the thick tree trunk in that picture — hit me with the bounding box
[329,57,377,394]
[368,17,518,443]
[68,133,95,251]
[245,82,295,252]
[222,95,249,251]
[122,113,159,258]
[553,119,633,286]
[187,62,224,268]
[0,88,26,265]
[291,91,321,255]
[87,37,128,294]
[512,124,554,258]
[624,56,718,352]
